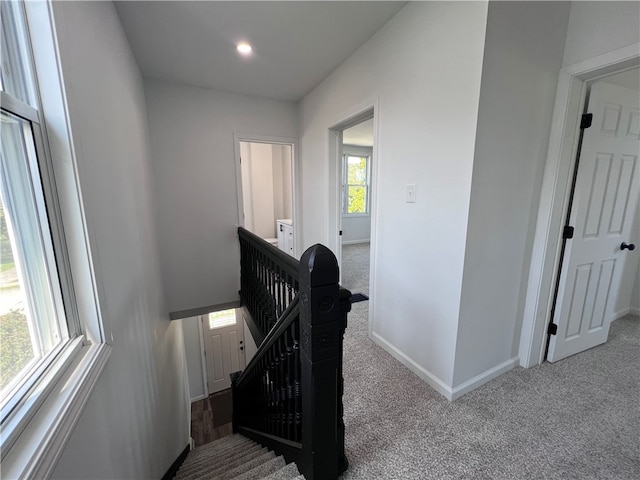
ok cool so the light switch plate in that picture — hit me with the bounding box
[406,184,416,203]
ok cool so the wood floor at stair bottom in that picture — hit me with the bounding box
[191,390,234,447]
[174,434,304,480]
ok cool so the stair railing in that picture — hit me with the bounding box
[238,227,299,344]
[233,227,351,480]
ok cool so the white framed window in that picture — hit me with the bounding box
[0,2,110,477]
[342,153,370,215]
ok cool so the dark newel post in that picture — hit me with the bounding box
[299,244,349,480]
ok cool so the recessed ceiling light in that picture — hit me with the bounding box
[237,43,252,55]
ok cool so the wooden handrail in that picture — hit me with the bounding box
[238,226,298,276]
[234,296,300,388]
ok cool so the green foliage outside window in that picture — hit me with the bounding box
[0,309,33,390]
[0,198,34,390]
[345,156,368,214]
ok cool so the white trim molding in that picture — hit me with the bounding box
[1,343,111,479]
[451,357,519,401]
[371,331,453,400]
[190,394,208,404]
[342,240,371,246]
[519,43,640,368]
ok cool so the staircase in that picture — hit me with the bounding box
[180,229,349,480]
[175,434,304,480]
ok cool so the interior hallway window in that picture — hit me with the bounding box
[343,155,370,214]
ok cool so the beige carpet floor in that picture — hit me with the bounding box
[339,242,639,479]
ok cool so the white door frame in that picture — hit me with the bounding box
[327,99,379,338]
[233,134,300,257]
[519,43,640,368]
[197,315,208,400]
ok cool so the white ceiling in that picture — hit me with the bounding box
[343,118,374,147]
[601,67,640,91]
[115,1,407,102]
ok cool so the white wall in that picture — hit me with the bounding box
[342,216,371,244]
[245,142,276,238]
[454,1,570,388]
[49,2,189,478]
[562,1,640,67]
[144,81,297,315]
[240,142,254,234]
[273,144,293,221]
[299,1,489,389]
[182,316,206,401]
[241,142,293,239]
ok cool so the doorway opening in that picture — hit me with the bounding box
[544,66,640,363]
[519,45,640,369]
[235,137,297,257]
[328,106,377,334]
[340,118,374,303]
[202,308,245,394]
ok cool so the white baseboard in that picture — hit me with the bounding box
[630,306,640,317]
[370,331,453,400]
[610,307,635,322]
[451,357,519,401]
[371,331,520,401]
[190,394,207,403]
[342,240,371,245]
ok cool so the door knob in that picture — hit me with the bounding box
[621,242,636,251]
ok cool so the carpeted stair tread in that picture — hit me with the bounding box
[177,445,267,478]
[181,443,263,467]
[189,436,254,458]
[230,456,287,480]
[216,450,277,479]
[191,434,246,451]
[174,434,305,480]
[190,447,269,479]
[260,462,302,480]
[193,436,252,453]
[185,439,255,464]
[177,444,265,476]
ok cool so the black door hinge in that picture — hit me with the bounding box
[580,113,593,129]
[548,323,558,335]
[563,226,574,239]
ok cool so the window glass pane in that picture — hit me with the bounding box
[208,309,236,330]
[0,197,34,391]
[347,156,367,185]
[0,1,37,107]
[0,110,66,403]
[347,186,366,214]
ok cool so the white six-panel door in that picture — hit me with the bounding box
[548,81,640,362]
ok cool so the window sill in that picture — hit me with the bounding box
[342,213,370,218]
[0,341,111,479]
